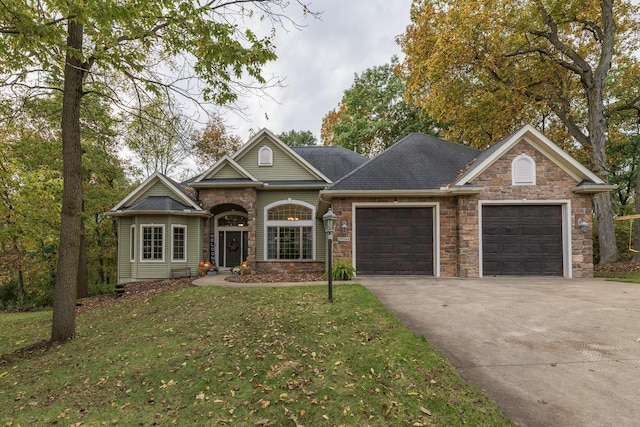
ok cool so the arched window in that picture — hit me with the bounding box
[512,154,536,185]
[258,146,273,166]
[265,201,314,260]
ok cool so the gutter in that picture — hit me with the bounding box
[105,209,212,217]
[317,186,484,216]
[572,184,617,194]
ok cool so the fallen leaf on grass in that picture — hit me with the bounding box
[420,407,432,416]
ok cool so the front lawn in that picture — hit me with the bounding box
[0,283,514,426]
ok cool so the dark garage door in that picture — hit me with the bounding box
[356,207,433,275]
[482,205,563,276]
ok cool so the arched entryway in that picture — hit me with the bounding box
[210,205,248,268]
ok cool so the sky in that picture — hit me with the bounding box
[222,0,415,143]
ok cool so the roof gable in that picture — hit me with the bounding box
[194,155,258,183]
[232,129,330,182]
[455,124,605,186]
[328,133,481,191]
[111,171,202,212]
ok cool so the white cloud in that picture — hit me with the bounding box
[223,0,413,142]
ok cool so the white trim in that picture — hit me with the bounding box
[213,211,249,267]
[194,155,259,183]
[263,200,316,261]
[171,224,187,262]
[112,171,202,212]
[352,202,440,277]
[512,154,536,186]
[140,224,165,263]
[258,146,273,166]
[478,200,571,278]
[456,124,605,186]
[232,128,332,182]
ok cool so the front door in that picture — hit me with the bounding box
[214,211,249,268]
[218,230,248,268]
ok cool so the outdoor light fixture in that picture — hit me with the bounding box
[341,221,348,235]
[322,208,338,302]
[577,218,589,233]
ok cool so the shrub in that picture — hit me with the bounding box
[332,259,356,280]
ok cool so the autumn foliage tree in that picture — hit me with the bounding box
[399,0,640,264]
[322,57,437,157]
[190,114,243,171]
[0,0,312,342]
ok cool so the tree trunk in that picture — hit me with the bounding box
[77,218,88,299]
[51,20,85,342]
[594,192,618,264]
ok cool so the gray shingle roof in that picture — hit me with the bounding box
[456,129,516,183]
[328,133,481,191]
[123,196,196,212]
[292,146,368,182]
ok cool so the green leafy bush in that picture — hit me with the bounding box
[332,259,356,280]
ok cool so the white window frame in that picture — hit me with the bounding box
[512,154,536,186]
[258,146,273,166]
[263,200,316,260]
[130,225,136,262]
[171,224,187,262]
[140,224,165,262]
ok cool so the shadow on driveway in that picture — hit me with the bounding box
[359,276,640,427]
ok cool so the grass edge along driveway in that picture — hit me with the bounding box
[0,283,515,426]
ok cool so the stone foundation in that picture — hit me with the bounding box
[255,261,325,274]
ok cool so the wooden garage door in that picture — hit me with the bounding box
[482,205,563,276]
[356,207,433,275]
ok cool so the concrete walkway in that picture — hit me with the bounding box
[193,273,640,426]
[359,277,640,427]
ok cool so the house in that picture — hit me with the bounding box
[107,125,613,282]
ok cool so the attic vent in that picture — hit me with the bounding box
[258,146,273,166]
[512,154,536,185]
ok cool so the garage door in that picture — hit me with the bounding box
[356,207,433,275]
[482,205,563,276]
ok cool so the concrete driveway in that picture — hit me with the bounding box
[359,277,640,427]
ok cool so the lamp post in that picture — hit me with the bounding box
[322,208,337,302]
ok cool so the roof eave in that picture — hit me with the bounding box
[263,183,328,190]
[572,184,617,194]
[320,187,483,199]
[190,182,263,189]
[106,209,211,217]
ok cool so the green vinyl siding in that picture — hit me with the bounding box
[255,190,325,261]
[129,181,180,206]
[118,215,202,281]
[117,217,133,283]
[216,164,246,179]
[236,138,322,181]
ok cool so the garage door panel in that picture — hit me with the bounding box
[482,205,563,276]
[356,207,433,275]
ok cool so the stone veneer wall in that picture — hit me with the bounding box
[327,140,596,278]
[255,261,325,274]
[329,197,459,277]
[198,188,258,268]
[466,141,594,278]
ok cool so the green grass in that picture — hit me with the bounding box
[594,271,640,283]
[0,284,514,426]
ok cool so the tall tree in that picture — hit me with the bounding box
[190,114,243,171]
[399,0,640,264]
[321,56,438,157]
[126,97,192,178]
[278,129,317,146]
[0,0,313,342]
